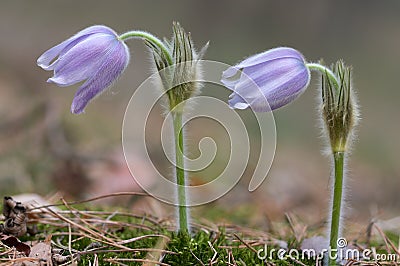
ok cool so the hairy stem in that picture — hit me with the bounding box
[172,111,188,232]
[329,151,345,265]
[119,31,173,65]
[307,63,340,92]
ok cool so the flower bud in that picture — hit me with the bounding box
[321,60,359,152]
[148,22,208,112]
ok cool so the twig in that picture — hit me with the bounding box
[29,217,155,231]
[115,234,170,246]
[93,254,99,266]
[190,250,205,266]
[30,210,160,225]
[233,234,258,254]
[45,206,132,250]
[61,199,122,242]
[68,224,73,257]
[0,257,40,263]
[79,248,178,256]
[373,224,399,255]
[28,192,149,211]
[228,249,237,266]
[284,212,306,243]
[238,258,246,266]
[208,241,218,265]
[287,256,308,266]
[103,211,119,232]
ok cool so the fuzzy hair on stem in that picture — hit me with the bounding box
[145,22,208,233]
[317,60,359,265]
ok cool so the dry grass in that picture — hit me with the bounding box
[0,193,399,265]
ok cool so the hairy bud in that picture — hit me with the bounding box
[148,22,208,112]
[321,60,359,152]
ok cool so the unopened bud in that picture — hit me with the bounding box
[148,22,208,112]
[321,60,359,152]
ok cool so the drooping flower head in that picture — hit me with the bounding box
[221,47,311,112]
[37,25,130,114]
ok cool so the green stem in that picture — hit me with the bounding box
[329,151,345,265]
[172,110,188,232]
[118,31,173,65]
[306,63,340,92]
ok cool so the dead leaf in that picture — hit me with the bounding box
[25,235,53,266]
[0,233,30,256]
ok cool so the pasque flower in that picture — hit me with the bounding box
[37,25,130,114]
[38,23,208,233]
[221,47,311,112]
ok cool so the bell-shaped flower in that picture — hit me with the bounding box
[37,25,130,114]
[221,47,310,112]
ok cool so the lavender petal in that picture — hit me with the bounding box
[48,34,117,87]
[71,42,129,114]
[236,47,305,69]
[37,25,117,70]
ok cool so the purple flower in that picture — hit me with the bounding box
[221,47,310,112]
[37,25,130,114]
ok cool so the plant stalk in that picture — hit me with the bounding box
[172,111,188,232]
[329,151,345,265]
[119,31,173,65]
[307,63,340,92]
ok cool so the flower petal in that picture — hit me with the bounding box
[71,41,130,114]
[37,41,71,71]
[221,65,240,79]
[238,58,306,98]
[236,47,305,69]
[263,68,310,110]
[221,62,251,92]
[221,47,311,112]
[37,25,117,70]
[246,97,271,112]
[228,93,249,109]
[48,34,117,87]
[228,76,272,112]
[221,72,241,91]
[231,58,296,101]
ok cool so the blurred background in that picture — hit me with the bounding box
[0,1,399,233]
